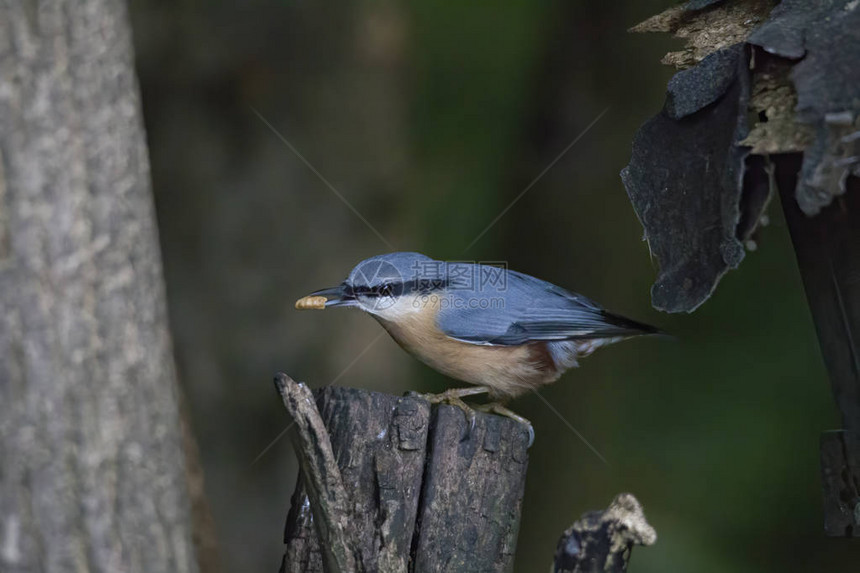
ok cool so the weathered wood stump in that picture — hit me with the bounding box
[552,493,656,573]
[275,374,531,573]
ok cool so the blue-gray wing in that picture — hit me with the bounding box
[437,268,656,346]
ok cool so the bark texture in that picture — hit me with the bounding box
[411,405,528,573]
[0,2,198,571]
[625,0,860,311]
[552,493,656,573]
[627,0,860,537]
[276,376,530,573]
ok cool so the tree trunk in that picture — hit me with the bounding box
[776,154,860,537]
[0,2,199,572]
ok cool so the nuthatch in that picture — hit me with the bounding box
[296,252,659,439]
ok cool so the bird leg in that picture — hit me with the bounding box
[474,402,534,447]
[409,388,533,446]
[410,385,490,405]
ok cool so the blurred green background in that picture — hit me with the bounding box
[128,0,859,571]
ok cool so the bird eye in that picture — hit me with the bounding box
[380,284,392,297]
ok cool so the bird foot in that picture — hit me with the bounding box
[406,388,533,447]
[474,403,534,447]
[407,386,491,440]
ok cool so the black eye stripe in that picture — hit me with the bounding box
[352,279,448,297]
[353,284,394,297]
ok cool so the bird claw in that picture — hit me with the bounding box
[441,396,478,443]
[475,403,535,448]
[404,390,427,401]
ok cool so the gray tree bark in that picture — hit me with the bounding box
[0,2,199,572]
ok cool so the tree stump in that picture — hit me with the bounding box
[274,374,531,573]
[552,493,656,573]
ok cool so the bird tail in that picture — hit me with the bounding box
[598,310,666,338]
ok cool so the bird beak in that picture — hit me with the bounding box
[295,284,356,310]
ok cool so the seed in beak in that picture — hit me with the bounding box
[295,295,328,310]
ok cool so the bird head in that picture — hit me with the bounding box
[296,252,443,319]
